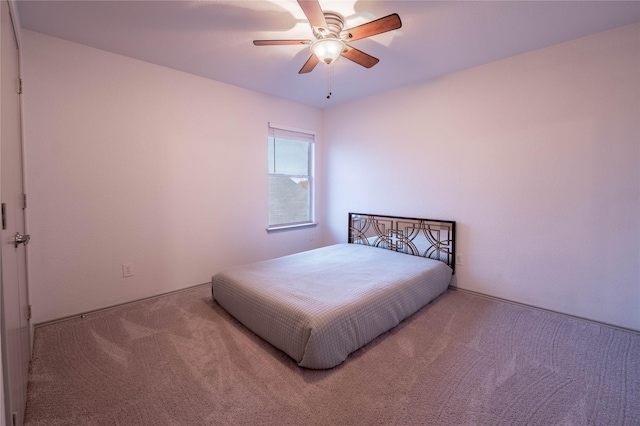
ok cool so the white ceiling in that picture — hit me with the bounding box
[16,1,640,109]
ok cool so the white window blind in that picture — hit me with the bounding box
[268,123,315,229]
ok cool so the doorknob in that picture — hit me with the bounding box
[13,232,30,248]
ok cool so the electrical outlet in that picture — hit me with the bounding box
[455,254,464,266]
[122,263,134,278]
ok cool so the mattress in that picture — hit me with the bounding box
[211,243,452,369]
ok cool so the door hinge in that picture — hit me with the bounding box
[12,412,17,426]
[1,203,6,230]
[22,193,27,209]
[17,78,22,94]
[27,305,32,321]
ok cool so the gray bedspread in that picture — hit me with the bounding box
[211,243,452,369]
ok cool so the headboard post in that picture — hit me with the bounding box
[348,213,456,274]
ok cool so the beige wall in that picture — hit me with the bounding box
[21,23,640,331]
[21,30,324,324]
[324,24,640,330]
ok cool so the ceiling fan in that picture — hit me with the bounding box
[253,0,402,74]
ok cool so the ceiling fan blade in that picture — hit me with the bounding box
[299,54,320,74]
[343,13,402,41]
[253,40,311,46]
[297,0,328,31]
[341,45,379,68]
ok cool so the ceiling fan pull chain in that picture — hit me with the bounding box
[327,65,332,99]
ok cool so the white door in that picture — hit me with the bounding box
[1,1,30,424]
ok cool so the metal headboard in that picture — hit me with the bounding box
[348,213,456,274]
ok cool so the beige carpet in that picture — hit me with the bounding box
[25,284,639,425]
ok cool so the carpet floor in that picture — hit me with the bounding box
[24,284,639,425]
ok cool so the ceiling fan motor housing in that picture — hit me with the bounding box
[313,11,345,40]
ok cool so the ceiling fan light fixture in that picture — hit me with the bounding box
[310,38,344,65]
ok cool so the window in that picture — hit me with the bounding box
[268,123,314,229]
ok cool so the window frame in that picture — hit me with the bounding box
[267,122,316,232]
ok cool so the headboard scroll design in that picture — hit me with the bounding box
[348,213,456,273]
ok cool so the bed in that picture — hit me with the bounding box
[211,213,456,369]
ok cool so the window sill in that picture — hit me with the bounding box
[266,222,318,233]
